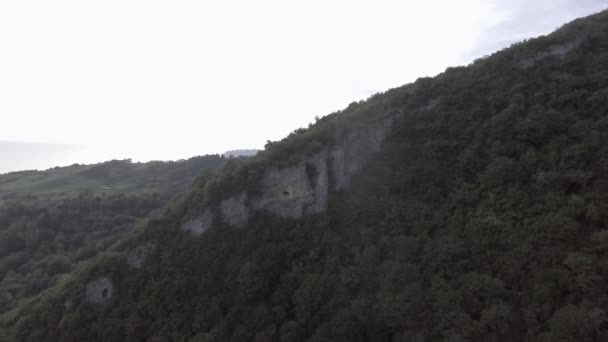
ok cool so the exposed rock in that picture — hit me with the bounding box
[187,110,401,230]
[63,298,73,310]
[127,240,158,269]
[181,208,213,235]
[520,39,582,68]
[309,150,329,213]
[221,192,250,227]
[84,277,113,304]
[329,146,346,190]
[333,112,401,189]
[251,149,329,219]
[252,164,314,219]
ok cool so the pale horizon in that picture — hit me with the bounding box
[1,0,607,174]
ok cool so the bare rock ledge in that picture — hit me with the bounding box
[181,109,403,233]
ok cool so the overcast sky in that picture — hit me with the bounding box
[1,0,607,174]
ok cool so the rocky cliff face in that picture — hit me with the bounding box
[83,277,113,305]
[336,112,403,189]
[65,107,405,310]
[181,208,214,235]
[181,109,403,233]
[249,148,328,219]
[127,241,158,269]
[220,192,250,227]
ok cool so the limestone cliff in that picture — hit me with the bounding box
[180,109,403,232]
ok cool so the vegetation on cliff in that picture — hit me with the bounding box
[5,10,608,342]
[0,156,225,317]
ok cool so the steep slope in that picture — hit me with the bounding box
[0,156,226,317]
[6,10,608,342]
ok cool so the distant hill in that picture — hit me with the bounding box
[6,10,608,342]
[0,156,225,206]
[222,149,260,158]
[0,155,226,317]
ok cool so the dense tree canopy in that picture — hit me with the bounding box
[0,155,226,317]
[4,10,608,342]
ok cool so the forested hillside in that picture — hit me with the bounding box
[0,156,225,317]
[0,157,226,206]
[5,10,608,342]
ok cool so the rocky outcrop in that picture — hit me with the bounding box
[188,109,402,231]
[309,150,329,213]
[250,163,312,219]
[329,146,346,190]
[181,208,213,235]
[65,110,403,310]
[127,241,158,269]
[250,149,329,219]
[520,39,582,68]
[221,192,250,227]
[63,298,73,310]
[332,111,402,189]
[84,277,113,304]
